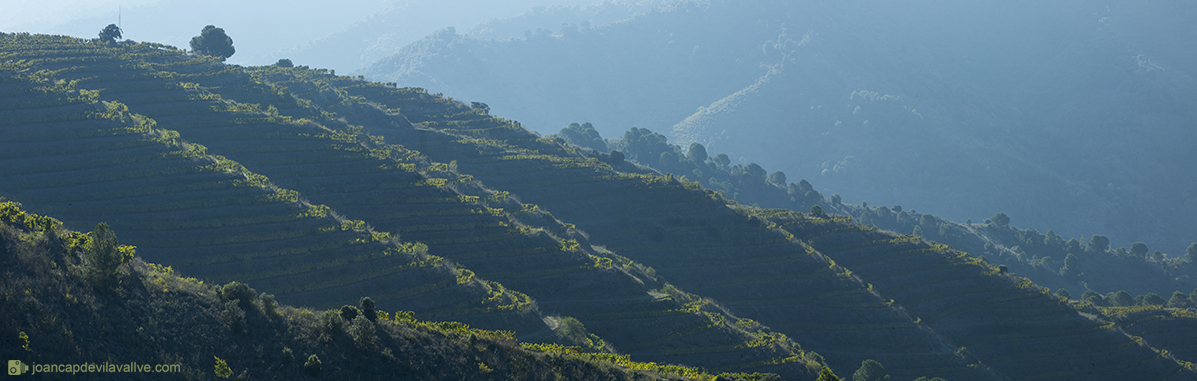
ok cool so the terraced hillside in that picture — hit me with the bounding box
[4,33,1195,380]
[324,75,993,380]
[758,209,1195,380]
[1097,305,1197,368]
[0,34,820,379]
[0,62,544,336]
[0,201,775,381]
[324,76,1195,380]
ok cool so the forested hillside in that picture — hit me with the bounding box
[359,0,1197,260]
[3,32,1196,380]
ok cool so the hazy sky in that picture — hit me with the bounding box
[1,0,600,68]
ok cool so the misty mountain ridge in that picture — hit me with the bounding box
[360,0,1197,257]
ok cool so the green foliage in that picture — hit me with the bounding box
[220,281,257,305]
[852,359,889,381]
[609,150,625,164]
[688,142,708,163]
[340,305,359,321]
[98,24,121,44]
[991,212,1010,227]
[281,347,294,365]
[214,356,232,378]
[1141,293,1166,306]
[1090,235,1110,253]
[190,25,235,60]
[224,300,246,334]
[260,293,278,316]
[304,354,321,376]
[810,205,827,218]
[276,58,293,67]
[816,367,841,381]
[1167,291,1190,308]
[1060,253,1080,276]
[347,315,376,350]
[1131,242,1149,257]
[558,122,608,152]
[1187,243,1197,262]
[1082,290,1105,306]
[553,316,605,351]
[83,222,131,288]
[766,170,786,187]
[0,201,63,235]
[319,310,342,333]
[1111,290,1135,306]
[360,296,376,322]
[714,153,731,167]
[1055,288,1071,299]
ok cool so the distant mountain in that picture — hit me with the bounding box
[277,0,620,73]
[359,0,1197,258]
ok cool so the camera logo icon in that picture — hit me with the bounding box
[8,360,29,375]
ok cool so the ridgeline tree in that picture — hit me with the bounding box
[1090,235,1110,254]
[276,58,293,67]
[816,367,841,381]
[339,305,358,321]
[767,171,786,187]
[746,163,767,180]
[84,222,131,288]
[1060,253,1080,276]
[687,142,708,163]
[991,212,1011,227]
[713,153,731,168]
[1111,290,1135,306]
[1131,242,1149,258]
[360,296,376,322]
[559,122,607,152]
[609,150,624,164]
[98,24,122,44]
[190,25,235,60]
[1141,293,1166,306]
[1167,291,1190,308]
[852,359,890,381]
[1055,288,1071,299]
[1187,243,1197,262]
[811,205,827,218]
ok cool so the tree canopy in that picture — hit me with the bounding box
[991,212,1011,227]
[1090,235,1110,254]
[852,359,890,381]
[190,25,235,60]
[98,24,122,44]
[816,367,841,381]
[687,142,708,163]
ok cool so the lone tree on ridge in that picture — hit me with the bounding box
[190,25,235,60]
[98,24,122,44]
